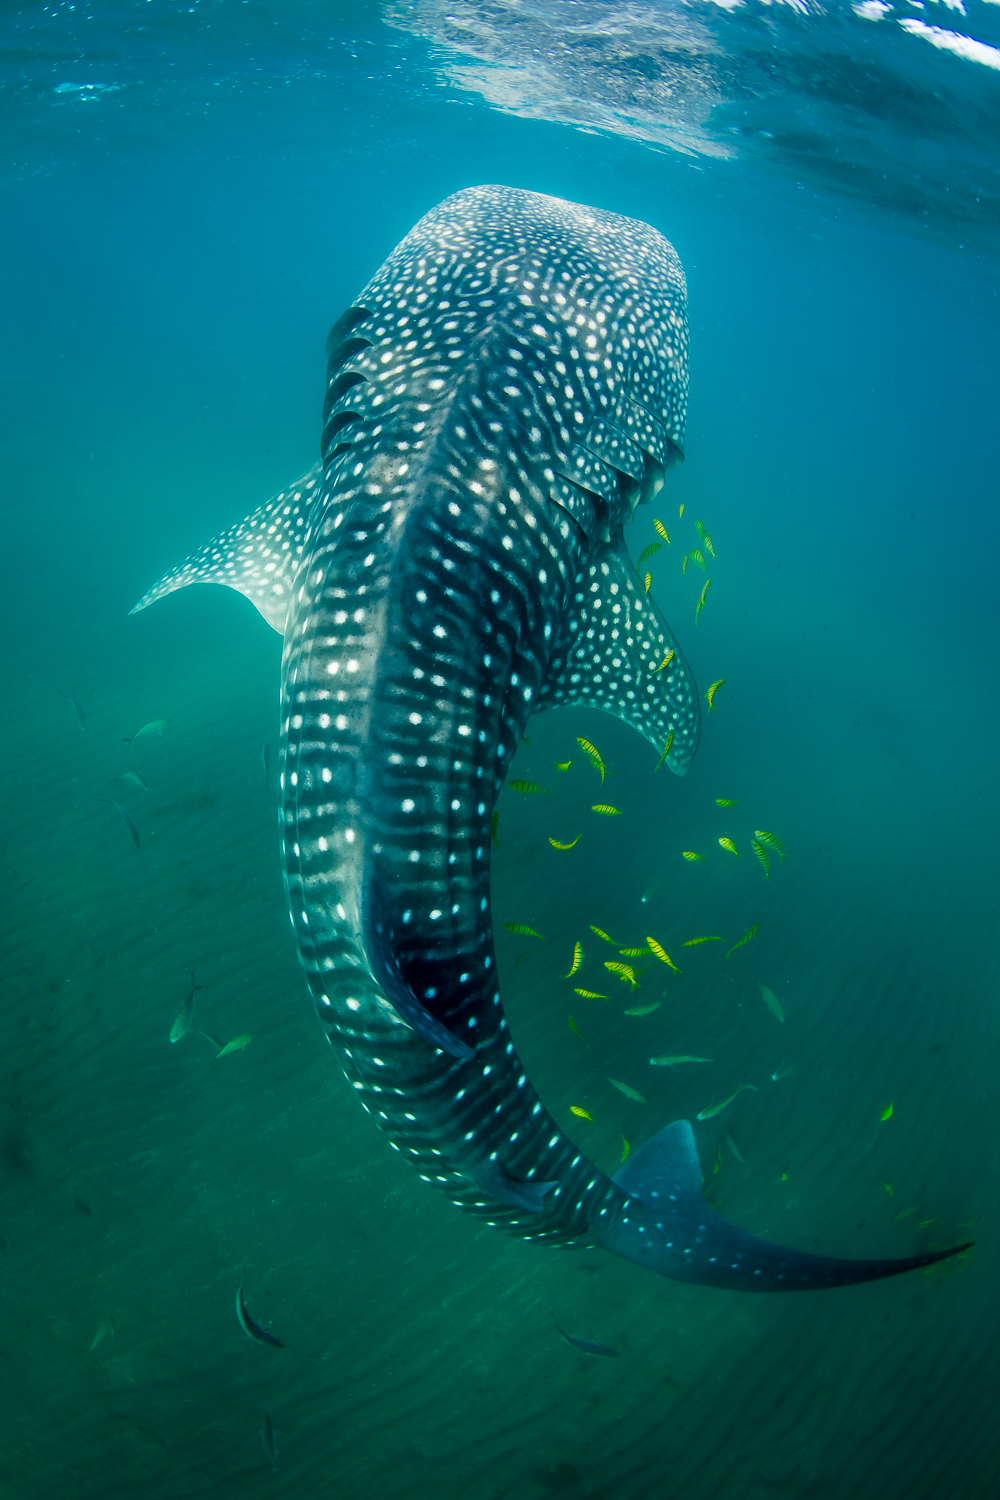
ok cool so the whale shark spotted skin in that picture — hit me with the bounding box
[134,186,967,1290]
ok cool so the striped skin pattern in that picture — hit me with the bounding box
[134,187,966,1289]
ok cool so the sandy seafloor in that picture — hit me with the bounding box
[2,29,1000,1498]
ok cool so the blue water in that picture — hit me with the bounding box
[1,3,999,1495]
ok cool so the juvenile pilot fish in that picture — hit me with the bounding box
[564,942,583,978]
[716,797,738,807]
[654,518,670,544]
[637,543,662,567]
[655,648,675,673]
[503,922,544,939]
[491,811,500,846]
[695,578,712,624]
[718,837,738,857]
[682,936,721,946]
[647,937,681,971]
[759,983,785,1022]
[574,988,609,1000]
[694,519,715,557]
[605,961,639,988]
[549,836,580,850]
[683,549,706,574]
[589,926,618,944]
[591,804,621,816]
[726,924,759,959]
[653,730,675,771]
[681,851,706,862]
[576,737,605,781]
[755,829,785,861]
[570,1105,593,1121]
[705,679,725,711]
[507,779,547,795]
[751,839,770,878]
[132,185,965,1299]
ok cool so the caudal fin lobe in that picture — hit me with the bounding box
[594,1121,970,1291]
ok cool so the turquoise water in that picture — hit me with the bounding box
[2,3,999,1495]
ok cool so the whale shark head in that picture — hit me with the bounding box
[132,185,970,1291]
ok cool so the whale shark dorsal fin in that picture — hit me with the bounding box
[613,1120,702,1205]
[130,465,323,635]
[536,532,702,775]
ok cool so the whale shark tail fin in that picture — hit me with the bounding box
[597,1120,971,1292]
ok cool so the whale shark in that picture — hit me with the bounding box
[134,185,967,1290]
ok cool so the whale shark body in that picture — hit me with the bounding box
[135,186,965,1290]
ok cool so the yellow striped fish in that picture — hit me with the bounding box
[716,797,738,807]
[556,760,572,771]
[755,829,785,861]
[694,519,716,557]
[654,518,670,544]
[503,922,545,939]
[491,811,500,846]
[681,851,706,862]
[655,648,675,673]
[705,679,725,711]
[695,577,711,623]
[591,804,622,816]
[719,837,738,857]
[548,836,580,850]
[637,543,662,567]
[563,941,583,978]
[589,926,618,944]
[570,1105,593,1120]
[679,503,685,517]
[646,937,681,972]
[619,946,650,957]
[751,839,770,879]
[605,961,639,988]
[725,924,759,959]
[653,731,674,773]
[568,1015,583,1039]
[574,988,609,1000]
[644,571,652,594]
[576,737,605,782]
[682,935,722,946]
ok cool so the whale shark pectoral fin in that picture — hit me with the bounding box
[468,1159,558,1214]
[603,1120,972,1291]
[536,531,701,775]
[361,877,474,1062]
[612,1119,702,1203]
[129,465,324,635]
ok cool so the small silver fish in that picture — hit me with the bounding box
[553,1317,619,1358]
[262,1413,278,1474]
[88,1316,115,1352]
[759,983,785,1022]
[59,691,86,730]
[169,972,202,1044]
[236,1283,283,1348]
[129,718,169,741]
[99,799,140,849]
